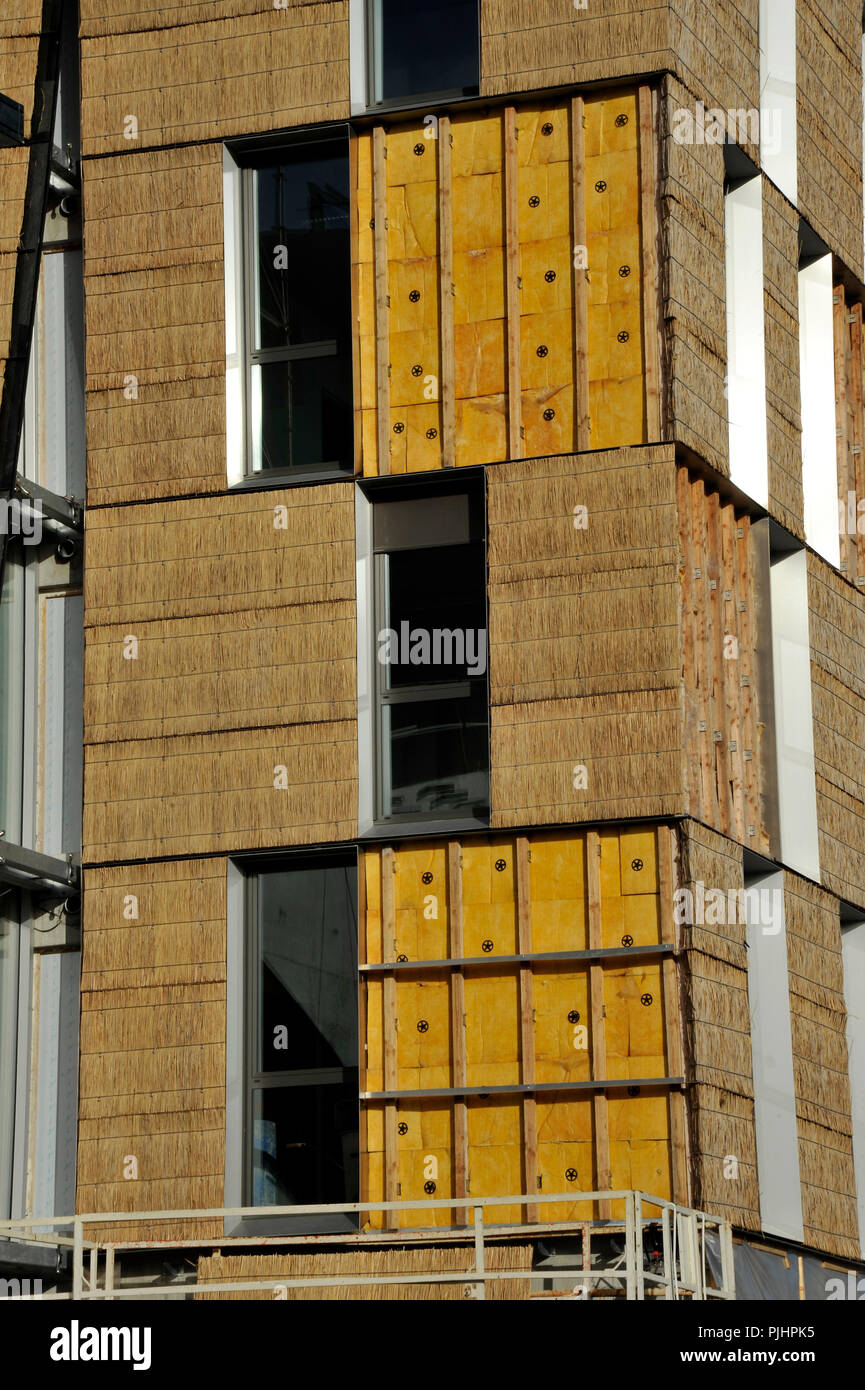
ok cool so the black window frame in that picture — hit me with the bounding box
[229,125,355,488]
[241,849,360,1234]
[365,0,481,111]
[367,470,490,829]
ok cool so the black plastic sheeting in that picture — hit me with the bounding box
[705,1230,864,1301]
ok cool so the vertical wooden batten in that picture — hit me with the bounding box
[381,846,398,1226]
[504,106,523,461]
[437,116,455,468]
[586,831,611,1219]
[447,841,468,1224]
[657,825,689,1207]
[638,84,661,442]
[515,837,538,1223]
[349,133,363,475]
[570,95,590,451]
[373,126,391,476]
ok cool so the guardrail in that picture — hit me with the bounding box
[0,1190,734,1300]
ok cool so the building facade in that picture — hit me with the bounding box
[1,0,865,1297]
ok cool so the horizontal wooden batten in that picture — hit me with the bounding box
[363,1078,684,1100]
[360,944,674,971]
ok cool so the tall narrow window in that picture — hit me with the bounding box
[798,230,839,568]
[759,0,797,202]
[224,133,354,483]
[0,551,25,845]
[367,476,489,825]
[367,0,479,107]
[245,856,359,1218]
[842,909,865,1256]
[724,170,768,507]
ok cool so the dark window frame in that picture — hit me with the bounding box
[365,0,480,111]
[367,471,490,828]
[240,849,360,1233]
[229,126,355,488]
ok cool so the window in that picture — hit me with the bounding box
[224,132,354,484]
[364,475,489,826]
[759,0,796,202]
[365,0,479,108]
[798,227,839,568]
[723,164,768,508]
[0,549,26,846]
[243,855,359,1222]
[841,907,865,1255]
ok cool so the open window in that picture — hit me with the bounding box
[239,853,359,1231]
[364,0,479,109]
[224,130,354,484]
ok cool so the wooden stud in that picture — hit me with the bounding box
[571,95,590,451]
[657,825,690,1208]
[447,840,468,1225]
[381,845,398,1227]
[504,106,523,461]
[373,126,391,477]
[586,831,611,1219]
[736,512,760,846]
[720,499,745,844]
[638,85,661,442]
[437,116,455,469]
[516,836,538,1223]
[349,134,364,476]
[706,487,731,837]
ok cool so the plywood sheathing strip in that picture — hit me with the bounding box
[438,117,455,468]
[637,84,661,441]
[570,95,590,451]
[516,836,538,1222]
[381,846,398,1227]
[504,106,522,461]
[373,126,391,477]
[586,830,611,1219]
[447,841,468,1224]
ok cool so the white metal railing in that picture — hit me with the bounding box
[0,1190,735,1301]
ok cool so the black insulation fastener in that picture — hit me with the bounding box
[631,858,643,871]
[565,1169,578,1182]
[417,1019,429,1033]
[422,871,433,884]
[621,934,634,947]
[409,289,421,302]
[398,1122,408,1135]
[568,1010,580,1024]
[543,408,555,420]
[640,993,653,1007]
[482,940,494,953]
[424,1181,436,1194]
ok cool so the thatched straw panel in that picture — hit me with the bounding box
[197,1243,533,1300]
[80,4,349,156]
[762,180,803,538]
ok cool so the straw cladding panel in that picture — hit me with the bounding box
[79,1,349,157]
[783,872,858,1260]
[82,485,357,862]
[83,145,226,504]
[660,77,727,477]
[762,181,803,539]
[833,280,865,587]
[488,446,683,828]
[679,820,760,1231]
[807,553,865,911]
[78,858,226,1240]
[796,0,863,281]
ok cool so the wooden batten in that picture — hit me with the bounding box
[504,105,523,461]
[437,117,456,468]
[570,95,590,450]
[586,830,611,1219]
[515,837,538,1222]
[637,84,661,442]
[381,846,399,1227]
[657,825,689,1207]
[350,134,364,476]
[373,126,391,477]
[447,841,468,1224]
